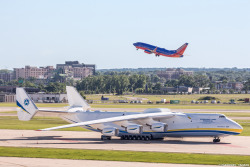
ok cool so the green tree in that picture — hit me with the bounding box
[0,79,3,85]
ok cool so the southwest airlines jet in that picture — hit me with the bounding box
[133,42,188,58]
[16,86,242,143]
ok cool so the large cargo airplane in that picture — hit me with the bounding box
[16,86,243,142]
[133,42,188,58]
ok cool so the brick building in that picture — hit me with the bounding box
[56,61,95,79]
[14,66,54,80]
[157,68,193,80]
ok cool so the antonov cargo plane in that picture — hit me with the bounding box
[16,86,243,142]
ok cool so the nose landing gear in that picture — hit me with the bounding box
[213,137,220,143]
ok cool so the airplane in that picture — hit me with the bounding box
[16,86,243,143]
[133,42,188,58]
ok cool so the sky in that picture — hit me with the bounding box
[0,0,250,70]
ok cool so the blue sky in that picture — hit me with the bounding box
[0,0,249,69]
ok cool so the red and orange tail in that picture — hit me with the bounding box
[176,43,188,55]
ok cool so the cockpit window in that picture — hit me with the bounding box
[219,116,225,118]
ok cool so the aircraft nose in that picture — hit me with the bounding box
[133,43,137,46]
[234,121,243,134]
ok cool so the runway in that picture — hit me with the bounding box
[0,130,250,155]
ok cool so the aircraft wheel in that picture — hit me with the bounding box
[137,136,141,140]
[141,136,145,140]
[213,137,220,143]
[129,136,133,140]
[124,135,128,140]
[145,136,149,141]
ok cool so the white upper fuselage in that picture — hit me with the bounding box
[60,108,243,138]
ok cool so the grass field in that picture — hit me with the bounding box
[0,116,88,131]
[0,102,249,110]
[86,94,250,103]
[0,116,249,136]
[0,102,68,108]
[235,120,250,136]
[0,146,249,165]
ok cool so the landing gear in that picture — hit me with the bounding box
[101,135,111,140]
[120,134,152,141]
[213,137,220,143]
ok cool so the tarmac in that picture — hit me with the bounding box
[0,130,250,156]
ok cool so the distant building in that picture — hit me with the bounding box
[161,86,193,94]
[29,93,67,103]
[56,61,95,79]
[214,81,244,91]
[157,68,193,80]
[0,93,16,102]
[0,86,39,93]
[0,72,14,82]
[14,66,54,80]
[0,92,67,103]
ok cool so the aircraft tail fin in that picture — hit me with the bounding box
[66,86,90,110]
[176,43,188,56]
[16,88,38,121]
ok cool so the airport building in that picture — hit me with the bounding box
[157,68,193,80]
[56,61,95,79]
[14,66,55,80]
[0,72,14,82]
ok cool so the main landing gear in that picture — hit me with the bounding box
[101,135,111,140]
[120,134,152,141]
[213,137,220,143]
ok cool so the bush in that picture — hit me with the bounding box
[198,96,219,100]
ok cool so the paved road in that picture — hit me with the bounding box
[0,130,250,156]
[0,157,219,167]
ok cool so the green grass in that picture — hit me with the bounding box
[0,111,17,113]
[189,112,250,117]
[0,116,88,131]
[125,94,250,103]
[236,120,250,136]
[86,94,250,103]
[0,103,68,107]
[91,104,250,110]
[219,112,250,117]
[0,147,249,165]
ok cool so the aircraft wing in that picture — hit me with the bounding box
[39,112,176,131]
[38,109,69,113]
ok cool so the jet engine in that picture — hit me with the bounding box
[126,125,143,134]
[102,127,119,136]
[144,50,152,54]
[151,123,168,132]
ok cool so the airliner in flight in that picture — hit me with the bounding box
[133,42,188,58]
[16,86,242,142]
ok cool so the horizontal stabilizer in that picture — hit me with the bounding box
[66,86,90,109]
